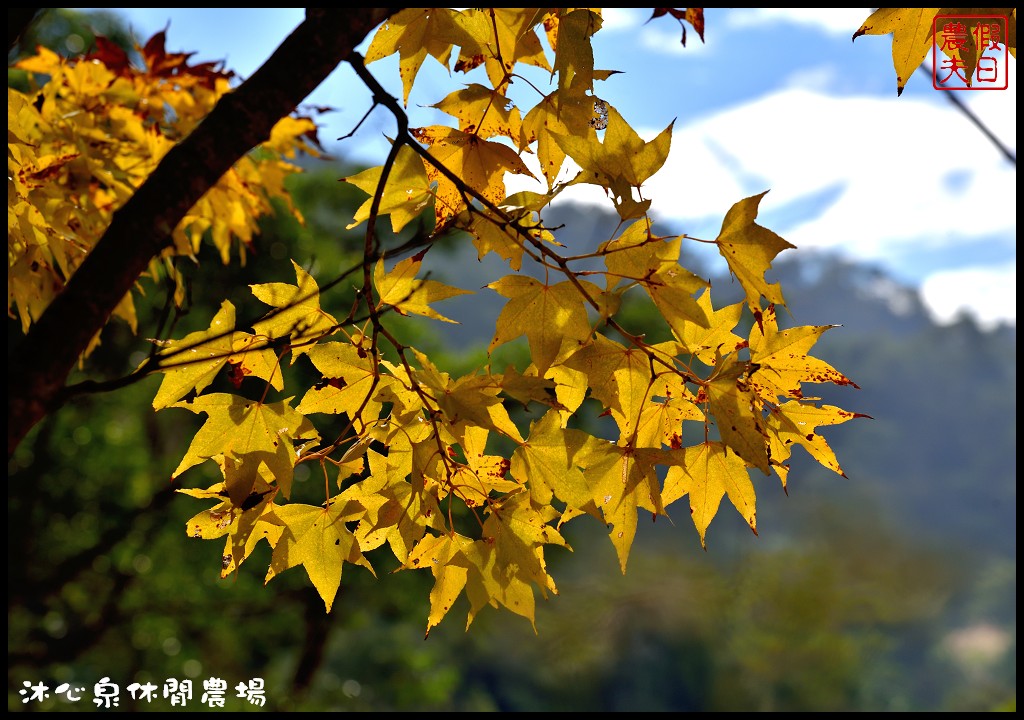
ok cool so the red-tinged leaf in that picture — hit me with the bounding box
[648,8,705,45]
[87,36,131,74]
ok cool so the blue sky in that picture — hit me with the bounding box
[91,8,1016,328]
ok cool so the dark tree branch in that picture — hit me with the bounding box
[927,58,1017,166]
[290,587,335,702]
[7,7,400,459]
[7,7,42,54]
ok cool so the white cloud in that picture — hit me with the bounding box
[638,87,1016,251]
[725,8,872,36]
[508,84,1016,326]
[948,55,1017,156]
[597,8,646,32]
[635,24,713,57]
[920,263,1016,328]
[782,65,843,93]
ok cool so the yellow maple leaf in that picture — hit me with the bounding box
[487,275,600,375]
[748,304,859,403]
[265,498,373,612]
[485,491,567,587]
[675,288,745,365]
[577,441,669,573]
[516,9,602,184]
[715,192,795,312]
[181,473,280,576]
[343,144,433,233]
[599,219,710,334]
[295,342,384,427]
[496,365,558,408]
[601,220,681,288]
[470,492,566,627]
[406,492,566,635]
[214,450,281,508]
[549,9,603,93]
[853,8,941,95]
[634,372,704,449]
[373,360,427,418]
[170,394,318,482]
[705,354,770,475]
[450,458,520,511]
[563,333,655,439]
[250,260,338,359]
[151,301,238,410]
[511,409,594,510]
[459,424,522,497]
[453,8,552,90]
[229,332,284,392]
[265,115,321,159]
[341,449,437,564]
[520,88,600,188]
[405,532,473,635]
[374,254,472,323]
[183,485,244,542]
[663,441,757,549]
[432,84,522,143]
[765,401,868,484]
[465,211,528,270]
[411,125,536,226]
[223,499,284,578]
[412,350,525,442]
[545,364,589,424]
[364,8,469,105]
[555,104,674,219]
[462,205,557,271]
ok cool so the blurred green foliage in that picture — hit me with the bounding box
[8,9,135,91]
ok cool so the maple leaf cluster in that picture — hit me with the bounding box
[6,8,892,635]
[8,32,319,350]
[139,8,869,635]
